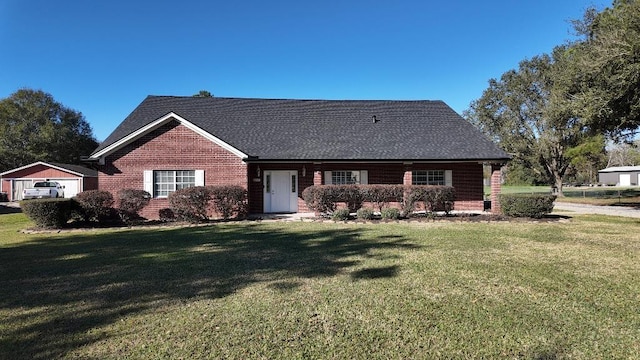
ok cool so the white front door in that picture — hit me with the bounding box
[264,170,298,213]
[620,174,631,186]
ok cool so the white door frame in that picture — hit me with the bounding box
[263,170,298,213]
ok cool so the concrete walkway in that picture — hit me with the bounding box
[554,202,640,218]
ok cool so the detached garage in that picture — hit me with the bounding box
[0,162,98,201]
[598,166,640,186]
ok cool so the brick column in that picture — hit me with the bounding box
[403,169,412,185]
[490,164,502,213]
[313,169,322,186]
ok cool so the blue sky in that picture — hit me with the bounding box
[1,0,607,141]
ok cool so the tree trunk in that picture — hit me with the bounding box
[554,176,564,197]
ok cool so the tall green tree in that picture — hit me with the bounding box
[0,89,98,172]
[572,0,640,138]
[565,134,607,184]
[465,49,588,196]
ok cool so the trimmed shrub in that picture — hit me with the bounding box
[208,185,248,220]
[423,186,456,214]
[402,185,456,216]
[117,189,151,222]
[159,208,175,222]
[335,185,365,212]
[21,198,74,228]
[331,208,351,221]
[499,194,556,218]
[168,186,212,222]
[302,186,340,214]
[381,207,400,220]
[356,207,375,220]
[75,190,115,222]
[362,185,404,211]
[401,186,424,217]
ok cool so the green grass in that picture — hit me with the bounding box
[485,185,640,206]
[1,214,639,359]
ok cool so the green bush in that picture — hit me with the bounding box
[159,208,175,222]
[335,185,365,212]
[402,186,455,216]
[117,189,151,222]
[20,198,74,228]
[361,185,404,211]
[381,207,400,220]
[303,184,455,217]
[208,185,248,220]
[331,208,351,221]
[499,194,557,218]
[302,186,339,214]
[356,207,375,220]
[75,190,115,222]
[168,186,212,223]
[423,186,455,214]
[401,187,422,217]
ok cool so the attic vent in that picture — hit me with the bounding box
[372,115,378,123]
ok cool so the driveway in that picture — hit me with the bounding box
[554,202,640,218]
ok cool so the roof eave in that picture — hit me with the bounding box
[243,157,511,164]
[0,161,90,177]
[90,112,248,160]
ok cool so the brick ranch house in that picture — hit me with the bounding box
[88,96,510,219]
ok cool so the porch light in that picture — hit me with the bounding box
[256,166,261,177]
[302,165,306,177]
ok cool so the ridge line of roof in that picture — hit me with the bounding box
[144,95,445,103]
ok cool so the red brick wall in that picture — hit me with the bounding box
[82,177,99,192]
[490,164,502,213]
[97,119,485,217]
[98,120,247,219]
[247,162,485,213]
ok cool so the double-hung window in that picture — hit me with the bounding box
[144,170,203,198]
[412,170,452,186]
[324,170,368,185]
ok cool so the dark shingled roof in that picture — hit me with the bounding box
[93,96,510,161]
[49,163,98,177]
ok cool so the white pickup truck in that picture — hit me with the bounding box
[22,181,65,200]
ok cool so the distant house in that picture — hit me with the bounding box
[88,96,510,219]
[0,162,98,201]
[598,166,640,186]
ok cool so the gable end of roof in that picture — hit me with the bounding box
[90,112,248,160]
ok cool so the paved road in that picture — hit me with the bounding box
[554,202,640,218]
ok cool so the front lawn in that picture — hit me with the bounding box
[1,213,638,359]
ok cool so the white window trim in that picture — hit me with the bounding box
[143,169,204,198]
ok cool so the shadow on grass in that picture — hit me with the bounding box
[0,223,418,359]
[351,265,399,280]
